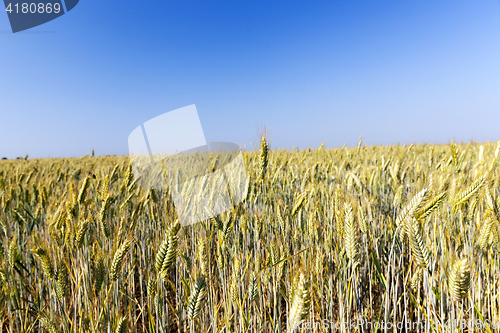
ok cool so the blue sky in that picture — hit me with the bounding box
[2,0,500,158]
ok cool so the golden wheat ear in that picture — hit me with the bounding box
[454,175,486,206]
[77,175,90,206]
[415,191,447,220]
[115,316,127,333]
[258,136,269,180]
[448,258,471,301]
[343,200,360,267]
[288,273,311,332]
[478,217,494,250]
[407,218,430,268]
[395,187,429,240]
[410,267,423,292]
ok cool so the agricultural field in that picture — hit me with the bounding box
[0,139,500,332]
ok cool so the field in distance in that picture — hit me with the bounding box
[0,140,499,332]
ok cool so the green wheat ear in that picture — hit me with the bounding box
[248,271,259,303]
[75,218,90,248]
[8,239,19,269]
[93,255,105,293]
[155,220,180,277]
[154,293,164,318]
[448,258,471,301]
[39,315,59,333]
[147,277,157,298]
[110,239,133,281]
[187,276,207,321]
[56,259,68,300]
[31,247,54,280]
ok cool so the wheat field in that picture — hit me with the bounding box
[1,139,500,332]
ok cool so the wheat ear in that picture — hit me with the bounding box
[344,201,360,266]
[288,273,311,332]
[448,258,471,301]
[110,239,133,281]
[407,218,429,268]
[187,276,207,320]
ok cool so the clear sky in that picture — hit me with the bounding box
[2,0,500,158]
